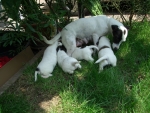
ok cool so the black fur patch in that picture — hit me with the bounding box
[111,25,122,44]
[36,68,39,71]
[96,36,102,46]
[57,45,67,53]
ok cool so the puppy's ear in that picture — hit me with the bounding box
[111,25,119,31]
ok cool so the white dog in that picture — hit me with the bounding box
[34,40,60,81]
[43,15,128,56]
[57,46,81,74]
[71,45,98,62]
[95,36,117,72]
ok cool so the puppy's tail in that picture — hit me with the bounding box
[43,33,61,45]
[95,55,108,64]
[88,45,98,50]
[34,68,39,82]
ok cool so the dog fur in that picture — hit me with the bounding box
[71,45,98,62]
[57,46,81,74]
[95,36,117,72]
[43,15,128,56]
[34,40,60,81]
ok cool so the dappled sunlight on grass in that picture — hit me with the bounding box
[0,21,150,112]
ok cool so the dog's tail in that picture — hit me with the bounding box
[34,68,39,82]
[88,45,99,50]
[43,33,61,45]
[95,55,108,64]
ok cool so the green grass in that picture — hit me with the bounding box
[0,21,150,113]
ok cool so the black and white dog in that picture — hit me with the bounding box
[95,36,117,72]
[43,15,128,56]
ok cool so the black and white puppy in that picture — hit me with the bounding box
[57,45,81,74]
[71,45,98,62]
[95,36,117,73]
[34,37,61,81]
[42,15,128,56]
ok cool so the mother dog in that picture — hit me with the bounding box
[44,15,128,55]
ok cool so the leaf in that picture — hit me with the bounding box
[25,23,36,32]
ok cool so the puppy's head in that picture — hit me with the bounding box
[111,25,128,50]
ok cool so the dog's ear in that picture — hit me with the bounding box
[111,25,119,31]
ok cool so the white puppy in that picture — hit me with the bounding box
[95,36,117,72]
[34,39,60,81]
[42,15,128,56]
[57,46,81,74]
[71,45,98,62]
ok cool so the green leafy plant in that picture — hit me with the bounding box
[78,0,103,16]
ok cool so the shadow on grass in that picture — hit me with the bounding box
[0,21,150,113]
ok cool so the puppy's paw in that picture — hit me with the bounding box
[68,71,74,74]
[41,74,53,78]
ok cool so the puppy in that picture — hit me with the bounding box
[34,39,60,81]
[42,15,128,56]
[71,45,98,62]
[57,45,81,74]
[95,36,117,72]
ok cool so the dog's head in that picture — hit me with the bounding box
[111,25,128,50]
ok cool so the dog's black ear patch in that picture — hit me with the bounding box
[61,45,67,52]
[57,45,67,52]
[111,25,119,31]
[36,68,40,71]
[111,25,122,44]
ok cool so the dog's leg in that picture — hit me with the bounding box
[92,34,99,55]
[92,33,99,45]
[62,36,76,56]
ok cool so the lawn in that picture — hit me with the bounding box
[0,21,150,113]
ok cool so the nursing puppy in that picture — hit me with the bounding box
[57,45,81,74]
[43,15,128,56]
[95,36,117,73]
[71,45,98,62]
[34,40,60,81]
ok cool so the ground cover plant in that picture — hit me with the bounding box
[0,21,150,113]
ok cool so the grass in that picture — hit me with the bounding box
[0,21,150,113]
